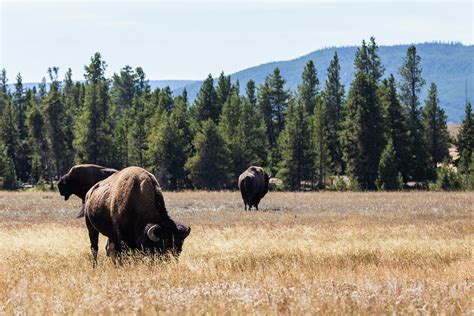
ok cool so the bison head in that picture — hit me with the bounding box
[57,175,75,201]
[142,219,191,256]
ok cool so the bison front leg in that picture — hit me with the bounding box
[85,216,99,266]
[107,231,123,265]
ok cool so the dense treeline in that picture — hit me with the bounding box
[0,38,473,191]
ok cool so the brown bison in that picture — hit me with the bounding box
[238,166,270,210]
[58,164,118,202]
[83,166,190,262]
[58,164,117,218]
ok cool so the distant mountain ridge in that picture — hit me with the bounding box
[148,80,199,91]
[178,42,473,122]
[8,43,472,122]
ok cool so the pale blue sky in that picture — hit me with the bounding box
[1,0,472,82]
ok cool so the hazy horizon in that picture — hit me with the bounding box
[1,1,472,82]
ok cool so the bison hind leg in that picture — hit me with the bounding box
[85,216,99,266]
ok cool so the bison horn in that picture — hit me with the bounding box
[146,224,161,242]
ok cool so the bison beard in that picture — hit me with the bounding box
[83,166,190,264]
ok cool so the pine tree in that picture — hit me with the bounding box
[298,60,319,115]
[62,68,80,115]
[342,71,383,190]
[13,73,27,140]
[354,40,370,75]
[258,68,289,173]
[38,77,47,101]
[380,75,410,182]
[0,69,7,95]
[2,154,18,190]
[367,36,385,82]
[312,99,330,188]
[0,92,6,118]
[113,112,130,169]
[399,45,432,182]
[148,98,191,190]
[158,86,174,112]
[322,52,345,175]
[258,78,274,147]
[26,96,51,183]
[456,101,474,174]
[246,80,257,106]
[377,138,402,190]
[0,100,19,175]
[11,73,32,181]
[134,67,148,94]
[278,98,313,190]
[74,52,114,166]
[127,95,148,167]
[191,74,219,125]
[219,88,242,183]
[61,69,81,157]
[0,69,8,117]
[342,39,384,190]
[423,82,450,171]
[44,67,74,176]
[269,67,289,141]
[111,65,138,111]
[185,119,230,189]
[84,52,106,84]
[216,72,232,115]
[236,94,268,172]
[467,152,474,189]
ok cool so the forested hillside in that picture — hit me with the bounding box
[0,39,473,191]
[181,43,473,122]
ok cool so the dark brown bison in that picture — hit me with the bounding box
[58,164,118,202]
[83,166,190,262]
[238,166,270,210]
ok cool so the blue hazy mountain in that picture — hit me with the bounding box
[179,42,473,122]
[148,80,199,91]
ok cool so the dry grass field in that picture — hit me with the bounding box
[1,190,473,314]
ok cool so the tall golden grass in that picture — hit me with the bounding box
[1,191,473,314]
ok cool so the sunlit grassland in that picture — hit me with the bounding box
[1,191,473,314]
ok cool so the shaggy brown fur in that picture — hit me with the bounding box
[84,166,190,262]
[238,166,270,210]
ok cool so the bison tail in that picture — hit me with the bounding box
[76,205,85,218]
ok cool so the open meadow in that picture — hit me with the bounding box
[0,191,473,314]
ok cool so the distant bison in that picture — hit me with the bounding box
[238,166,270,210]
[83,166,190,262]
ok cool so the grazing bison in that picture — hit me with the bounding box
[238,166,270,210]
[83,166,190,262]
